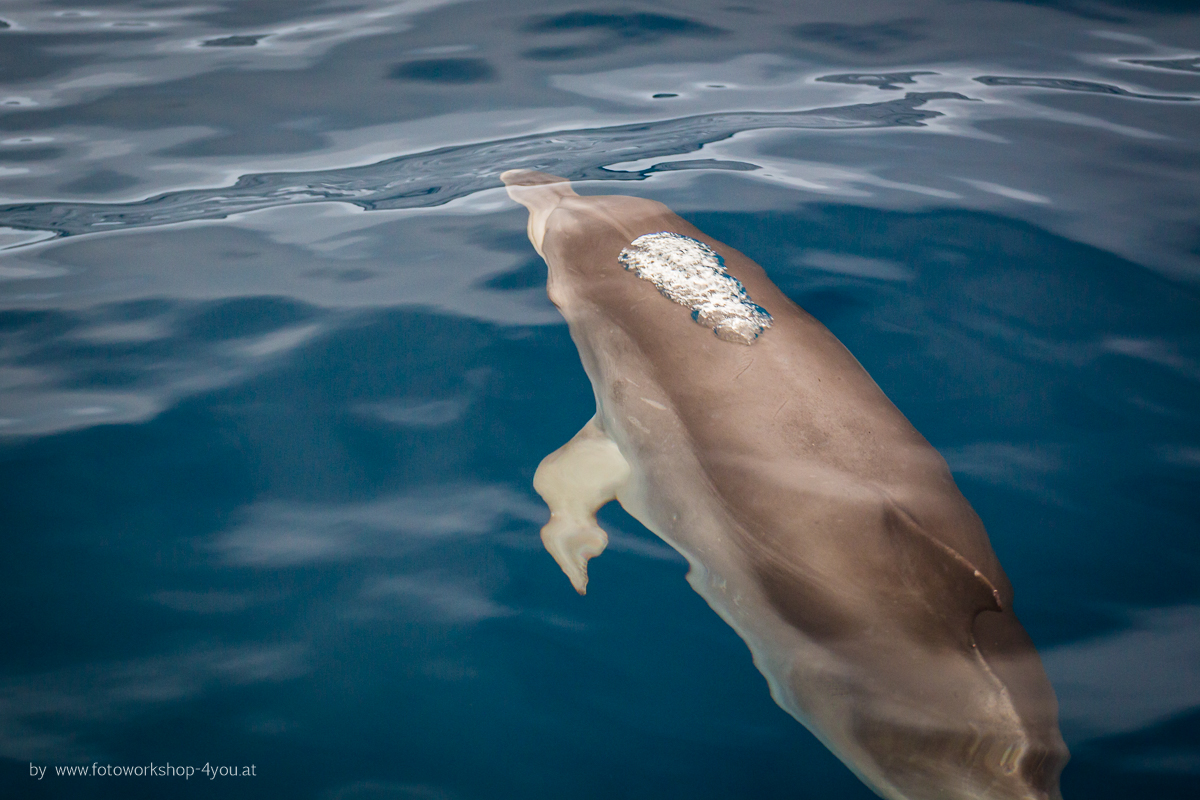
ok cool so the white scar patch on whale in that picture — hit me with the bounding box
[618,232,773,345]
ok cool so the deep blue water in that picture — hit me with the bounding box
[1,2,1198,799]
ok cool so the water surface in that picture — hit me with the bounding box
[1,1,1198,799]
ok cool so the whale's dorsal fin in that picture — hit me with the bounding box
[753,501,1001,647]
[881,504,1004,646]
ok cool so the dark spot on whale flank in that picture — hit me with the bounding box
[389,58,496,83]
[521,11,726,61]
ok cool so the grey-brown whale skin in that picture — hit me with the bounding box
[503,170,1068,800]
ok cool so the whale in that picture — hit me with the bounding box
[501,169,1069,800]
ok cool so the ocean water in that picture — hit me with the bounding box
[0,1,1198,799]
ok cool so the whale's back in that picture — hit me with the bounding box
[504,171,1069,800]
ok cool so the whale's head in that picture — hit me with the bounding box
[500,169,579,258]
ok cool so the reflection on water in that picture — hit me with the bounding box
[0,1,1197,799]
[0,92,972,240]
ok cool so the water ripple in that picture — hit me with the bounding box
[1122,56,1200,74]
[815,71,938,90]
[974,75,1196,102]
[0,92,967,248]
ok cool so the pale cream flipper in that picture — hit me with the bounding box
[532,415,631,595]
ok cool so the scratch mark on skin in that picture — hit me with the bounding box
[773,399,789,421]
[734,359,754,381]
[628,416,651,434]
[641,397,669,411]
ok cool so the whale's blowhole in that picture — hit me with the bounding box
[617,232,773,345]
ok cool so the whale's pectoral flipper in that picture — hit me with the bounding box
[533,416,631,595]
